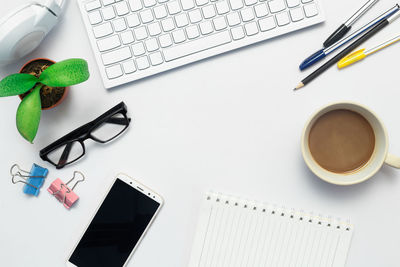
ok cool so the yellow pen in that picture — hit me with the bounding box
[338,33,400,68]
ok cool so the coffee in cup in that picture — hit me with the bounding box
[302,102,400,185]
[308,109,375,174]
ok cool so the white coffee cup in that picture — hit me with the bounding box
[301,102,400,185]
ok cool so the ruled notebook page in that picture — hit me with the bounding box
[188,193,354,267]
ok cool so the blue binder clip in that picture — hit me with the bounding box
[10,164,48,196]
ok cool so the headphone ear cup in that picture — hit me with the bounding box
[0,3,58,66]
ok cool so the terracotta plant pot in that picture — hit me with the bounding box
[19,58,69,110]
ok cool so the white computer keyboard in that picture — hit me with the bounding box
[78,0,324,89]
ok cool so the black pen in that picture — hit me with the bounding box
[294,9,400,91]
[323,0,379,48]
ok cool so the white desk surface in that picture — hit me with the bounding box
[1,0,400,266]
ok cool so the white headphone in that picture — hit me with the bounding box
[0,0,65,66]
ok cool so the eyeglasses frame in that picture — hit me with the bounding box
[39,102,131,169]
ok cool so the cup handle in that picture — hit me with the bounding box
[385,153,400,169]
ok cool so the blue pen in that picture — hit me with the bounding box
[299,4,400,71]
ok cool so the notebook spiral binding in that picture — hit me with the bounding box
[205,192,353,232]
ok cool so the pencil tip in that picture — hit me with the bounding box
[294,82,304,91]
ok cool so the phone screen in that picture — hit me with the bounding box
[68,179,160,267]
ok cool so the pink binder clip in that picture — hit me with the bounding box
[48,171,85,209]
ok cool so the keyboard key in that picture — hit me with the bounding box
[93,22,114,38]
[86,0,101,11]
[196,0,209,6]
[215,1,229,14]
[199,21,214,35]
[167,1,181,14]
[213,17,227,30]
[258,16,276,31]
[113,18,127,31]
[145,38,159,51]
[202,5,216,19]
[189,9,202,23]
[268,0,286,13]
[102,6,116,20]
[136,56,150,69]
[126,14,140,27]
[161,18,175,31]
[140,9,154,23]
[186,25,200,39]
[254,3,268,18]
[304,3,318,17]
[244,0,257,6]
[106,64,123,79]
[102,47,132,65]
[134,26,148,40]
[153,5,168,19]
[143,0,157,7]
[181,0,195,10]
[88,10,102,24]
[226,12,240,26]
[115,1,130,15]
[175,14,189,27]
[286,0,300,7]
[149,52,164,65]
[164,31,231,61]
[172,29,187,43]
[148,22,162,36]
[231,26,245,40]
[159,34,173,47]
[154,5,168,19]
[122,60,137,73]
[229,0,243,10]
[129,0,143,11]
[97,34,121,51]
[132,42,146,56]
[276,11,290,26]
[120,31,135,44]
[244,22,258,35]
[102,0,115,6]
[240,8,254,22]
[290,7,304,21]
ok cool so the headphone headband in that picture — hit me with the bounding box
[39,0,63,16]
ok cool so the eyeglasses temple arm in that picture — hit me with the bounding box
[106,117,130,125]
[57,142,73,166]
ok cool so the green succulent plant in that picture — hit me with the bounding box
[0,58,90,143]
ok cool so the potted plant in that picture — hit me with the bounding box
[0,58,89,143]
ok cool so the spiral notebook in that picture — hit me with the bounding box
[188,192,354,267]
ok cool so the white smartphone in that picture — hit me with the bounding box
[66,174,163,267]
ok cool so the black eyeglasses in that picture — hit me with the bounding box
[40,102,131,169]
